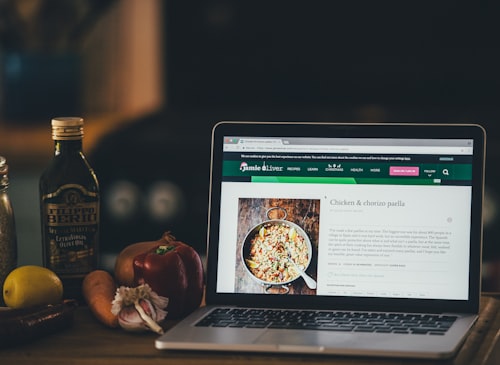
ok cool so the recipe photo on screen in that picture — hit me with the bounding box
[235,197,320,295]
[216,136,473,301]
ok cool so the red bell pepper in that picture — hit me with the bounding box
[132,237,204,319]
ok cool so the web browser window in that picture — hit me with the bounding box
[216,136,474,301]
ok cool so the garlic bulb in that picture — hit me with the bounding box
[111,284,169,334]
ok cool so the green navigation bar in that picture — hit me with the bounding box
[224,160,472,183]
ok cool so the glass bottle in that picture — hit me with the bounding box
[39,117,99,303]
[0,156,17,306]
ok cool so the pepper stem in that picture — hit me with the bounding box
[134,300,164,334]
[155,245,175,255]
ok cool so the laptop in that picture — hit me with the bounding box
[156,121,486,359]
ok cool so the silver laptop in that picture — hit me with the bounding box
[156,121,486,359]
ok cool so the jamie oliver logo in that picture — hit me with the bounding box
[240,161,283,172]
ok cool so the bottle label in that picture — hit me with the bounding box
[41,184,99,275]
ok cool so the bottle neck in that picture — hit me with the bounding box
[54,139,83,156]
[0,178,7,192]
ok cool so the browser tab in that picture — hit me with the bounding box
[237,138,283,145]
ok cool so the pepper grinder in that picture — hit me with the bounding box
[0,156,17,306]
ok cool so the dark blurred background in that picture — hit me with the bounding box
[1,1,499,290]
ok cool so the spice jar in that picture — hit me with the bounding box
[0,156,17,306]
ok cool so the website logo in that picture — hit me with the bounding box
[239,161,283,173]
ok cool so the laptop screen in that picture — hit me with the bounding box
[207,123,485,312]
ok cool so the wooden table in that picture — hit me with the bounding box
[1,294,499,365]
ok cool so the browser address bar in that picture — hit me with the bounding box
[224,144,473,155]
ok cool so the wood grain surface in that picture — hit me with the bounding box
[1,294,498,365]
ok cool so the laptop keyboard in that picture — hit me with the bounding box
[195,308,457,335]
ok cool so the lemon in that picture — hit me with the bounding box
[245,259,259,269]
[259,226,266,239]
[2,265,63,309]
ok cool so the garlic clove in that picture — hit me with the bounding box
[117,305,149,332]
[138,299,156,320]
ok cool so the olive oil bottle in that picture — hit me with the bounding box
[40,117,99,302]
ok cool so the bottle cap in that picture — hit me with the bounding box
[0,156,6,172]
[51,117,84,140]
[0,156,8,186]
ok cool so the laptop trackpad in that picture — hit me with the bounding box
[255,329,352,349]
